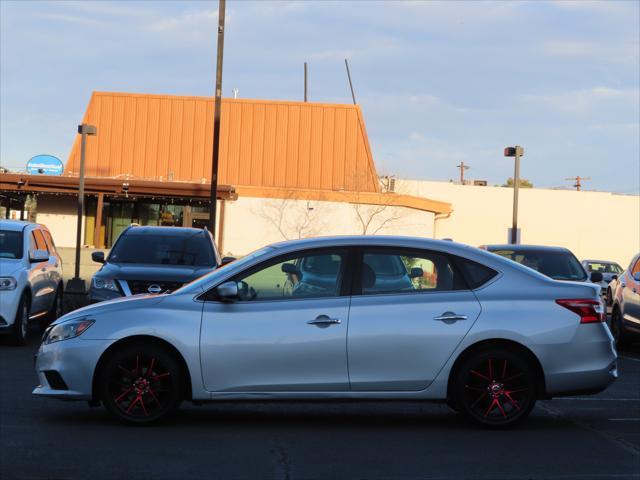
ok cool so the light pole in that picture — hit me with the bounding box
[504,145,524,245]
[67,123,97,293]
[209,0,226,238]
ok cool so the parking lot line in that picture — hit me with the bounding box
[608,418,640,421]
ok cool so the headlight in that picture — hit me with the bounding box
[0,277,17,290]
[43,318,95,344]
[92,277,119,291]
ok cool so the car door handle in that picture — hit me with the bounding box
[433,312,468,322]
[307,315,341,327]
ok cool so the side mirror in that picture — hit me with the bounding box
[410,267,424,279]
[590,271,603,283]
[282,263,300,277]
[221,256,236,266]
[29,249,49,263]
[216,281,238,302]
[92,251,105,264]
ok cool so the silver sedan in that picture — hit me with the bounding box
[34,236,618,427]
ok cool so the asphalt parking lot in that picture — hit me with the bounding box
[1,329,639,480]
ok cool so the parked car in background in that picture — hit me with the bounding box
[610,252,640,346]
[581,259,623,305]
[89,226,220,304]
[480,244,603,286]
[35,236,616,428]
[0,220,63,345]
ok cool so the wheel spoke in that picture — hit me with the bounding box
[504,392,521,410]
[147,357,156,377]
[148,387,161,405]
[464,384,484,391]
[114,386,134,403]
[504,372,523,382]
[470,370,490,381]
[151,372,171,380]
[126,394,142,413]
[488,359,493,380]
[471,391,487,408]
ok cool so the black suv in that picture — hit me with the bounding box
[89,226,221,303]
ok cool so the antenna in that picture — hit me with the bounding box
[304,62,308,102]
[565,176,591,191]
[456,161,470,184]
[344,59,356,104]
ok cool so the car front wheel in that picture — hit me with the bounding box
[10,294,30,346]
[453,348,537,428]
[99,343,184,424]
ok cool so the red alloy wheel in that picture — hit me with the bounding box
[457,350,536,427]
[101,345,183,423]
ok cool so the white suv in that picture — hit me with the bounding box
[0,220,64,345]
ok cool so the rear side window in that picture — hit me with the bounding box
[454,257,498,289]
[360,248,467,295]
[42,230,58,256]
[32,230,49,253]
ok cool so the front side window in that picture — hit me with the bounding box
[232,250,346,301]
[0,230,23,259]
[361,249,466,295]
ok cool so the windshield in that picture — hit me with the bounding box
[584,262,623,274]
[109,232,215,267]
[0,230,23,259]
[492,249,588,281]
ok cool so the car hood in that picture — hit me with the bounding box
[95,262,214,282]
[0,258,23,277]
[52,293,167,326]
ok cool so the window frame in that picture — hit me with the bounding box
[352,246,470,297]
[199,246,356,303]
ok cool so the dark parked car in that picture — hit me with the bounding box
[611,252,640,346]
[480,244,604,285]
[89,226,220,303]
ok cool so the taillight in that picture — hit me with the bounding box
[556,299,605,324]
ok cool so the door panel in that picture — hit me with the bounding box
[200,248,352,393]
[347,247,481,391]
[27,231,49,314]
[348,291,480,391]
[201,297,350,392]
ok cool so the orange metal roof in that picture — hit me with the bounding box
[66,92,380,193]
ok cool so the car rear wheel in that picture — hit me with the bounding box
[10,294,30,346]
[454,348,536,428]
[99,343,184,424]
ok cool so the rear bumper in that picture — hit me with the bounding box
[539,323,618,397]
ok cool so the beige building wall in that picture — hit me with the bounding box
[397,179,640,267]
[221,196,435,257]
[36,195,85,248]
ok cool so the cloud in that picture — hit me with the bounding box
[147,9,218,33]
[520,87,639,116]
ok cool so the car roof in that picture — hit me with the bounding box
[482,244,572,253]
[124,226,210,237]
[582,259,618,265]
[0,219,37,232]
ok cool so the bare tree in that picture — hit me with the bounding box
[255,195,322,240]
[353,203,404,235]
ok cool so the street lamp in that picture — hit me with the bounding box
[67,123,97,295]
[504,145,524,245]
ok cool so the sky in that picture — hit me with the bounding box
[1,0,639,194]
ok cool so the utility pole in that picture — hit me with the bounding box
[209,0,226,237]
[304,62,308,102]
[456,161,470,184]
[344,59,356,105]
[504,146,524,245]
[565,176,591,191]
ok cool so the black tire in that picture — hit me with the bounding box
[10,294,30,346]
[453,348,537,428]
[606,288,613,307]
[610,307,628,349]
[99,343,184,424]
[42,288,63,330]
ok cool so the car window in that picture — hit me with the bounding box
[108,232,216,266]
[42,230,58,256]
[232,250,346,301]
[32,230,49,253]
[586,262,622,274]
[0,230,23,259]
[632,259,640,277]
[453,256,498,289]
[492,249,587,281]
[361,249,466,295]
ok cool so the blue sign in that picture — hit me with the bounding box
[27,155,64,175]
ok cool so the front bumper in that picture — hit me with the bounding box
[33,337,115,400]
[0,288,22,331]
